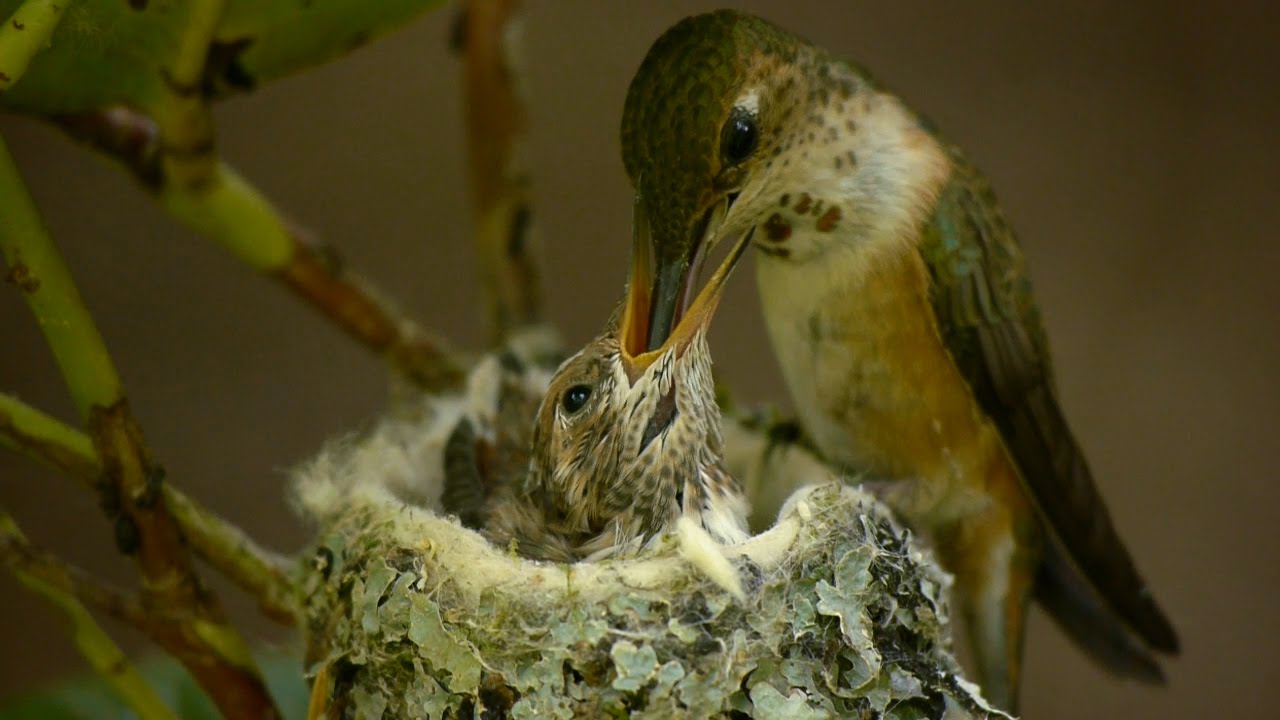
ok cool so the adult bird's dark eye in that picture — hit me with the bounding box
[561,385,591,414]
[721,107,759,166]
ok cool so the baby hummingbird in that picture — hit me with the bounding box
[478,227,753,562]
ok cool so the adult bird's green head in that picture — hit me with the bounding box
[620,10,814,352]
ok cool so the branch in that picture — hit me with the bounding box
[165,488,297,625]
[0,0,69,93]
[0,511,177,720]
[461,0,544,345]
[0,392,297,625]
[0,511,150,626]
[52,109,467,391]
[1,515,279,718]
[149,0,225,191]
[0,391,98,480]
[0,134,280,718]
[158,0,469,389]
[0,138,121,419]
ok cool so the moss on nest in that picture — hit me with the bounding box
[292,342,1009,719]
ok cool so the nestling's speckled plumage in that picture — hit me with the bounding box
[619,9,1178,712]
[480,317,748,563]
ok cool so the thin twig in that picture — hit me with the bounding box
[0,392,298,625]
[0,134,280,718]
[0,512,151,627]
[0,0,69,93]
[165,489,297,625]
[462,0,544,345]
[277,216,467,390]
[0,391,99,480]
[1,511,289,716]
[0,511,178,720]
[53,109,467,391]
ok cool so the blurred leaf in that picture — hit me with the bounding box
[0,650,310,720]
[0,0,445,115]
[216,0,447,90]
[0,0,191,114]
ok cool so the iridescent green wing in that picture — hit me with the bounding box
[918,153,1177,653]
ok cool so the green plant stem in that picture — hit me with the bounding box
[168,0,227,85]
[160,161,292,270]
[0,133,121,419]
[0,511,178,720]
[0,391,97,478]
[166,489,297,624]
[0,392,298,624]
[139,0,465,387]
[160,160,467,388]
[150,0,227,190]
[0,0,69,93]
[53,108,467,390]
[0,132,280,718]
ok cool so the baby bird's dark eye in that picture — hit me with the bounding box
[561,385,592,414]
[721,106,759,166]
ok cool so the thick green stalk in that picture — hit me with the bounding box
[149,0,227,190]
[167,0,227,85]
[0,0,69,93]
[0,133,121,420]
[0,512,178,720]
[160,162,293,270]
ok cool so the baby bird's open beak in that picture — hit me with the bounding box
[619,218,752,383]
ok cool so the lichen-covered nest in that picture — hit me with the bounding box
[292,335,1009,719]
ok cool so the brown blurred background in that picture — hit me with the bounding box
[2,1,1276,717]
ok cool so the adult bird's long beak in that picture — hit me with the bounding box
[628,196,741,356]
[619,203,751,382]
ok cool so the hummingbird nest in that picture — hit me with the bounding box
[291,332,1009,719]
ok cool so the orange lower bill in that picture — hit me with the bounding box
[619,227,753,380]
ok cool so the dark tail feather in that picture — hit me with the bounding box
[1034,540,1167,684]
[440,418,488,528]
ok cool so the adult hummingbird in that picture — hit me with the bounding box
[618,10,1178,711]
[471,228,753,562]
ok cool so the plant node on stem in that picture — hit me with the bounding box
[0,392,298,625]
